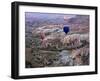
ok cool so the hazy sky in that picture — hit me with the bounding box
[25,12,76,19]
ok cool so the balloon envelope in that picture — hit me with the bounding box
[63,26,70,34]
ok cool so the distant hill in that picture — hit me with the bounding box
[25,12,77,28]
[68,15,89,25]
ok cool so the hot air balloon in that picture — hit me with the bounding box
[63,26,70,34]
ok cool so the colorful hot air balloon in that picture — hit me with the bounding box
[63,26,70,34]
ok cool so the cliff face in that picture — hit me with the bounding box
[25,12,89,68]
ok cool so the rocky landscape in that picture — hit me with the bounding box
[25,12,89,68]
